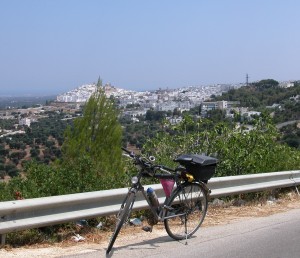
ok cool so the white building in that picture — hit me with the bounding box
[167,116,183,125]
[19,118,31,127]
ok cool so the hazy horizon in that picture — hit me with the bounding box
[1,1,299,96]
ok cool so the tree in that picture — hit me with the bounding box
[62,87,123,181]
[254,79,279,89]
[96,76,102,88]
[0,170,5,179]
[145,110,167,121]
[0,147,8,156]
[30,148,39,158]
[207,109,227,123]
[173,108,181,116]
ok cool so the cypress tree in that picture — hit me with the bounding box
[62,87,123,179]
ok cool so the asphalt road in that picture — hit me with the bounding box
[61,208,300,258]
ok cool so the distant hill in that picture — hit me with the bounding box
[212,80,300,122]
[56,83,134,103]
[213,79,300,109]
[0,96,56,109]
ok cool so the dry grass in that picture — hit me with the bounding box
[205,191,300,227]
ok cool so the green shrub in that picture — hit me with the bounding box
[144,118,300,176]
[8,168,20,178]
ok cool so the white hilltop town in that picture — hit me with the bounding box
[56,83,242,113]
[55,81,296,123]
[0,80,296,139]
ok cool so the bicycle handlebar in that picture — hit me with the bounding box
[121,147,175,176]
[121,147,135,157]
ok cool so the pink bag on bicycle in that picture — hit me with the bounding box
[160,179,175,198]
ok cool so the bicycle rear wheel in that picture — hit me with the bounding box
[164,182,208,240]
[106,191,135,254]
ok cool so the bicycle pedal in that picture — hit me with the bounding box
[142,226,153,232]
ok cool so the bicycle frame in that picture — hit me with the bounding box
[127,172,188,223]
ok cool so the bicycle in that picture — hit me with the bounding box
[106,147,218,254]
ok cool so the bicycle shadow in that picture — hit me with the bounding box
[105,234,196,257]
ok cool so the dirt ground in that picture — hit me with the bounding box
[1,190,300,257]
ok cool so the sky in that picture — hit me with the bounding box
[0,0,299,96]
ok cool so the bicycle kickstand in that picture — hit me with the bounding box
[142,225,153,233]
[184,215,188,245]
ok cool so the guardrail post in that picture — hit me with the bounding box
[0,234,6,247]
[295,186,300,196]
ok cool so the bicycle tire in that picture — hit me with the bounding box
[106,192,135,254]
[164,182,208,240]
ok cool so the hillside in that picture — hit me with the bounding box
[213,79,300,119]
[215,79,300,108]
[1,80,300,180]
[212,79,300,149]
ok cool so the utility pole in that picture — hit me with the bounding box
[246,73,249,86]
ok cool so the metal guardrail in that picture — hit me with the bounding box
[207,170,300,197]
[0,170,300,244]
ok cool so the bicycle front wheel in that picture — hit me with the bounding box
[106,191,135,254]
[164,182,208,240]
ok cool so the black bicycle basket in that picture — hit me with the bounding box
[174,154,218,182]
